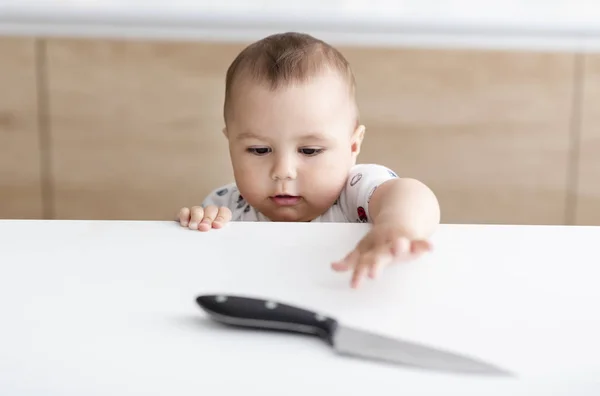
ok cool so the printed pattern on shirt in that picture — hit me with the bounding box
[338,163,399,223]
[199,163,398,223]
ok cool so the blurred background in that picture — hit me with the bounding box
[1,1,599,225]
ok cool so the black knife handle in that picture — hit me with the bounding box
[196,295,338,345]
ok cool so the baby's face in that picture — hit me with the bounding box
[224,70,364,222]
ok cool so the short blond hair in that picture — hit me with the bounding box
[223,32,357,122]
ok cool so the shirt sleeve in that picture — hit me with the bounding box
[338,163,399,223]
[200,183,259,221]
[201,183,239,209]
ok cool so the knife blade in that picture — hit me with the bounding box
[195,294,511,376]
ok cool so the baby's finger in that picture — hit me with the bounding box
[391,237,411,257]
[351,260,370,288]
[411,240,432,254]
[351,249,381,288]
[198,205,219,231]
[212,207,232,228]
[331,249,359,272]
[188,206,204,230]
[178,207,191,227]
[368,256,389,280]
[368,247,395,280]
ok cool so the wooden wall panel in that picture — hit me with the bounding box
[0,37,43,219]
[46,39,245,220]
[342,47,575,224]
[575,55,600,225]
[45,37,576,224]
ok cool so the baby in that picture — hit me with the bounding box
[178,32,440,288]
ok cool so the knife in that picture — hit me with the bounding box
[195,294,511,376]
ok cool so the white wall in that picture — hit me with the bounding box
[1,0,600,51]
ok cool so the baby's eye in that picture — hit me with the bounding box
[247,147,271,155]
[299,148,323,156]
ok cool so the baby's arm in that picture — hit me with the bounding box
[368,175,440,240]
[334,164,440,287]
[340,164,439,238]
[177,184,235,231]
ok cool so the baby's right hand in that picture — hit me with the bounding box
[178,205,232,231]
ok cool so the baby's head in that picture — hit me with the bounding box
[222,32,365,222]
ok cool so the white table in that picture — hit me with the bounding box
[1,219,599,395]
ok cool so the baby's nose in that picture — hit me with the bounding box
[271,156,297,180]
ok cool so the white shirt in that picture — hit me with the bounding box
[201,163,399,223]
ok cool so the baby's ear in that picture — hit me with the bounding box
[351,124,366,155]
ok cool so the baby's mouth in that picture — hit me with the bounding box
[270,195,301,206]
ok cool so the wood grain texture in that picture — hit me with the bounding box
[46,38,245,220]
[46,38,576,224]
[340,46,576,224]
[575,54,600,225]
[0,37,43,219]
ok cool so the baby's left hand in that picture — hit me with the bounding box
[331,223,432,288]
